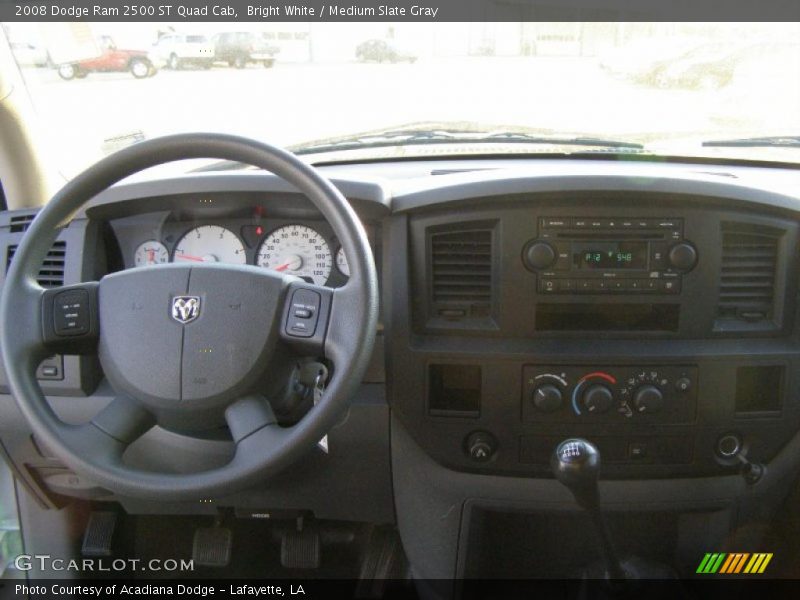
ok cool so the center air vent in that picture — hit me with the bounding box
[430,227,494,320]
[6,241,66,288]
[9,214,36,233]
[717,223,781,329]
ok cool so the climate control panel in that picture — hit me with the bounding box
[522,365,697,424]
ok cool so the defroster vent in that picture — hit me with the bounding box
[430,227,494,319]
[717,223,780,325]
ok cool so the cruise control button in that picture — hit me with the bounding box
[53,290,90,336]
[285,289,322,338]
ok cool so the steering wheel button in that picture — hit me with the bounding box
[53,290,90,336]
[285,288,321,338]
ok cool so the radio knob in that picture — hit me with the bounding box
[633,385,664,414]
[667,242,697,271]
[532,384,563,412]
[581,384,613,414]
[524,241,557,270]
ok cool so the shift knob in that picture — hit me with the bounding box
[551,438,601,504]
[551,438,627,580]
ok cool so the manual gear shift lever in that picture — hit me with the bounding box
[551,438,628,580]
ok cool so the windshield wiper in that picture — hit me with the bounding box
[702,135,800,148]
[292,129,645,155]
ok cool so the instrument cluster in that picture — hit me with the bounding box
[130,221,353,287]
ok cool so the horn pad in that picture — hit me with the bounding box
[98,264,288,411]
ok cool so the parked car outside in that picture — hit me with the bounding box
[211,32,277,69]
[152,33,214,70]
[9,42,50,68]
[56,35,160,80]
[356,39,417,63]
[641,43,737,89]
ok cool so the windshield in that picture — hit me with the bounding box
[4,21,800,175]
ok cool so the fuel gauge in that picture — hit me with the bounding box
[134,241,169,267]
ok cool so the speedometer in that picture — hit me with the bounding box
[173,225,246,264]
[256,225,332,285]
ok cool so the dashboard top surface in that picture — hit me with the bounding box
[4,157,791,226]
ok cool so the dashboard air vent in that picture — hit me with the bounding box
[6,241,67,288]
[430,227,493,319]
[9,214,36,233]
[717,224,779,324]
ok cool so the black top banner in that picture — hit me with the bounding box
[2,0,799,22]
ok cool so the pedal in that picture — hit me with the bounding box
[356,527,408,598]
[281,526,320,569]
[192,527,232,567]
[81,511,117,557]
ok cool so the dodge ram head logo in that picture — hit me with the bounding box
[171,296,201,324]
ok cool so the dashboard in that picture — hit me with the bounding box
[2,157,800,579]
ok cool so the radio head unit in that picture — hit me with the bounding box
[523,217,697,295]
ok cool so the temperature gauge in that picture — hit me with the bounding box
[134,241,169,267]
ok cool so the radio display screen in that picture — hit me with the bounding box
[574,241,648,270]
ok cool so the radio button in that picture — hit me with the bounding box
[558,279,576,292]
[572,218,589,228]
[542,218,569,228]
[642,279,660,292]
[628,280,643,291]
[610,280,625,291]
[650,243,668,269]
[595,280,609,292]
[662,279,681,294]
[577,280,593,293]
[539,279,557,293]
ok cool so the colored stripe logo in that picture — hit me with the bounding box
[696,552,773,574]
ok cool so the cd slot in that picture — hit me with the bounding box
[555,232,666,240]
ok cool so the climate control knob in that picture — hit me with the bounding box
[524,241,557,270]
[581,384,613,414]
[532,384,563,412]
[667,242,698,271]
[633,385,664,414]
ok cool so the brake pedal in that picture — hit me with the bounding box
[281,525,320,569]
[82,511,117,557]
[192,527,232,567]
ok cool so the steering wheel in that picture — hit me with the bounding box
[0,133,378,500]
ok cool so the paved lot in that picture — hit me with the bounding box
[19,57,798,174]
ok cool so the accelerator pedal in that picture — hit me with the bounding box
[281,518,320,569]
[81,511,118,557]
[356,527,408,598]
[192,526,232,567]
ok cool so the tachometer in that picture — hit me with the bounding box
[256,225,332,285]
[134,241,169,267]
[173,225,246,264]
